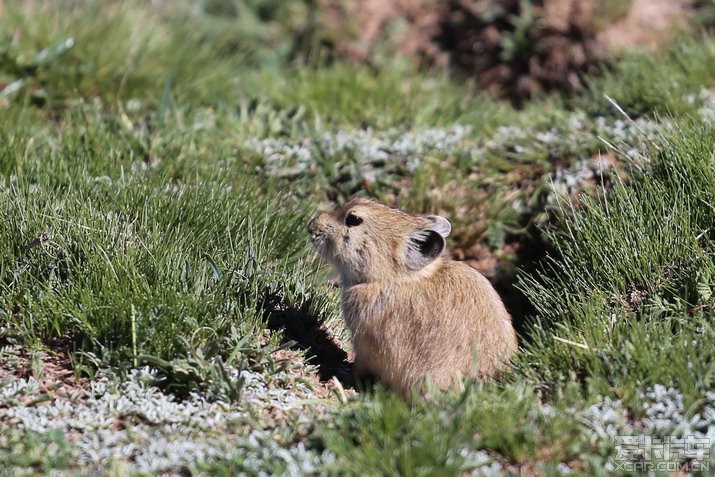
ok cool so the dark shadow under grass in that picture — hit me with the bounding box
[267,304,354,387]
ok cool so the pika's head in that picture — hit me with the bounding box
[308,198,451,285]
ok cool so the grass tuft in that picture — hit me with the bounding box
[516,119,715,406]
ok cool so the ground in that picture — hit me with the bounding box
[0,1,714,475]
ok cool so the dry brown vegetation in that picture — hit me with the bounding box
[314,0,694,99]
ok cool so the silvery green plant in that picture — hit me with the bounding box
[0,364,330,474]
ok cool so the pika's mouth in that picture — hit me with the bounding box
[308,231,333,260]
[307,218,325,245]
[309,232,322,246]
[308,227,325,249]
[310,233,329,251]
[307,218,335,260]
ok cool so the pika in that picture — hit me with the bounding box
[308,197,517,398]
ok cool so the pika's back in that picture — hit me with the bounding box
[342,256,516,393]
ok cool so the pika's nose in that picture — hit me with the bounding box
[308,215,324,241]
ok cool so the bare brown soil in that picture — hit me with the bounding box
[598,0,692,51]
[0,336,88,405]
[315,0,695,99]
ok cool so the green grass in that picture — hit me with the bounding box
[584,35,715,118]
[517,120,715,405]
[0,429,73,472]
[0,101,334,370]
[1,0,714,475]
[240,64,511,130]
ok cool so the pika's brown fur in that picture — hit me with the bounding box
[308,197,517,398]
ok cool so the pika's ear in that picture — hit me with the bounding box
[406,229,445,270]
[426,215,451,238]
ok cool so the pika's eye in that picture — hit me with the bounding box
[345,213,363,227]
